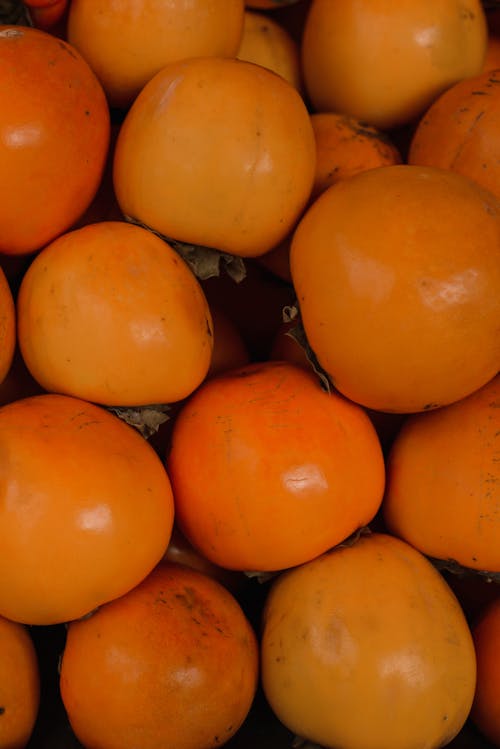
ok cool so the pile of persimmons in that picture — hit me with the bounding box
[1,1,500,748]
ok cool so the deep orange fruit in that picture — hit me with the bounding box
[409,68,500,201]
[0,393,174,625]
[290,164,500,413]
[60,561,259,749]
[167,360,385,572]
[17,221,214,407]
[383,373,500,573]
[0,25,110,255]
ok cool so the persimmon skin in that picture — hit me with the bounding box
[0,393,174,625]
[113,56,316,258]
[383,373,500,573]
[67,0,245,109]
[60,562,259,749]
[290,164,500,413]
[409,68,500,202]
[17,221,214,407]
[167,360,385,572]
[470,598,500,747]
[261,532,477,749]
[237,10,302,91]
[301,0,487,130]
[0,25,110,255]
[0,615,39,749]
[309,112,402,201]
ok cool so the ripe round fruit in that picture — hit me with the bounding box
[383,373,500,573]
[60,561,259,749]
[17,221,214,407]
[261,532,477,749]
[0,615,39,749]
[290,164,500,413]
[113,56,316,258]
[301,0,487,129]
[0,393,174,625]
[67,0,245,108]
[409,68,500,201]
[0,25,110,255]
[167,360,385,572]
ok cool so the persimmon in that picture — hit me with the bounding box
[60,561,259,749]
[261,532,477,749]
[0,615,39,749]
[301,0,487,129]
[113,56,316,258]
[383,373,500,573]
[167,360,385,573]
[237,10,302,90]
[309,112,402,201]
[66,0,245,109]
[290,164,500,413]
[0,25,110,255]
[470,597,500,747]
[409,68,500,201]
[17,221,214,407]
[0,393,174,625]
